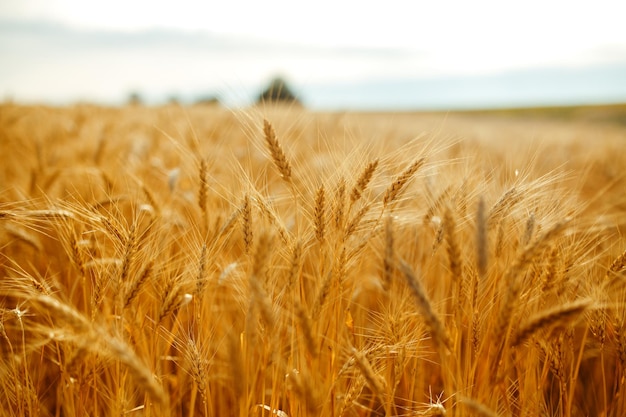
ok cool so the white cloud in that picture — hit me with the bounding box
[3,0,626,50]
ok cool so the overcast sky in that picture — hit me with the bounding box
[2,0,626,108]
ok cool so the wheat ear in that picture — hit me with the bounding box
[444,206,462,281]
[158,282,191,324]
[118,221,137,285]
[476,197,487,278]
[523,211,535,245]
[495,219,569,336]
[423,184,453,224]
[334,178,347,231]
[186,338,208,405]
[295,304,318,356]
[491,219,570,375]
[198,157,208,228]
[511,299,590,347]
[195,243,208,295]
[488,187,522,228]
[69,232,86,277]
[350,158,379,205]
[383,158,425,207]
[242,194,253,254]
[286,240,302,290]
[383,215,394,290]
[263,119,292,182]
[123,261,153,309]
[352,348,387,403]
[344,203,371,240]
[313,185,326,243]
[399,260,451,351]
[607,248,626,277]
[249,233,275,328]
[33,295,168,405]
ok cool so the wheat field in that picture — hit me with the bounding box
[1,103,626,417]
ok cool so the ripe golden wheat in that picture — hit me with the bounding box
[1,103,626,417]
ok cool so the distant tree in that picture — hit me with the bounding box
[194,95,220,106]
[127,91,143,106]
[166,95,181,106]
[257,76,300,105]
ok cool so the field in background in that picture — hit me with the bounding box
[1,103,626,417]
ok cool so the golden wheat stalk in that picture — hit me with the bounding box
[286,240,302,290]
[140,181,160,215]
[158,282,191,324]
[423,184,453,224]
[263,119,292,182]
[295,304,318,356]
[118,221,137,284]
[32,295,168,405]
[100,215,125,245]
[523,211,536,246]
[255,195,291,245]
[399,260,452,351]
[185,337,208,403]
[350,158,379,205]
[443,206,462,281]
[123,261,153,309]
[475,197,487,278]
[4,223,43,252]
[512,218,570,278]
[511,299,591,347]
[107,337,169,406]
[383,215,394,290]
[314,185,326,243]
[607,248,626,277]
[198,157,209,209]
[344,203,371,240]
[0,209,75,221]
[490,219,571,374]
[312,270,334,319]
[352,348,387,403]
[69,232,86,277]
[285,367,319,414]
[339,375,364,417]
[383,158,425,207]
[487,186,522,228]
[195,243,208,295]
[249,233,275,329]
[242,194,253,254]
[334,178,347,231]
